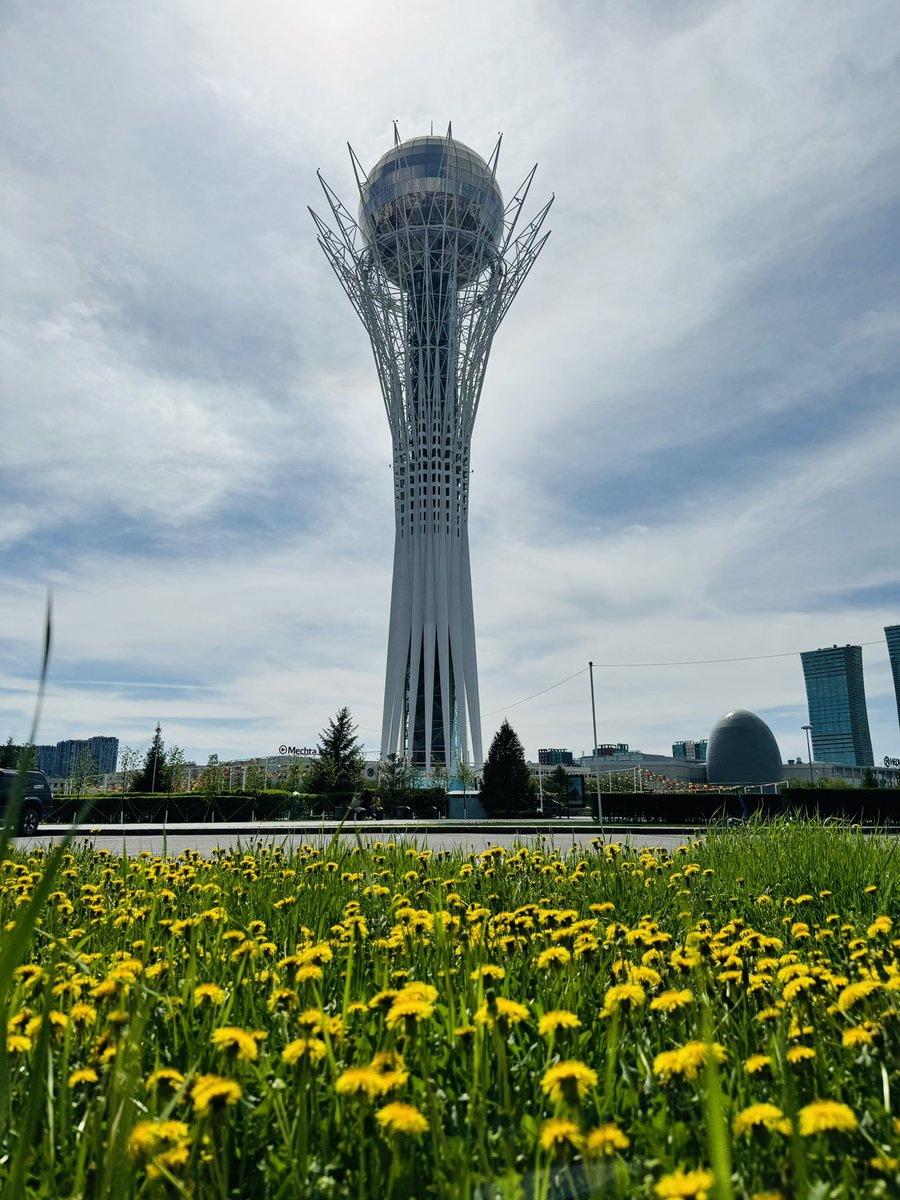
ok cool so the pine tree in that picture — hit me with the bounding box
[132,724,169,793]
[307,707,365,796]
[480,720,534,816]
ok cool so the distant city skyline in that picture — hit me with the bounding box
[2,2,899,768]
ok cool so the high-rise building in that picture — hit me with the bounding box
[886,625,900,733]
[538,749,574,767]
[672,739,708,762]
[35,736,119,779]
[312,128,551,770]
[800,645,874,767]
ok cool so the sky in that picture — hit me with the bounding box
[2,0,900,770]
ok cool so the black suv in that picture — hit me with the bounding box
[0,769,53,835]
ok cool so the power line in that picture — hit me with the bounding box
[481,639,890,720]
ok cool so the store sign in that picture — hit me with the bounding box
[884,756,900,768]
[279,745,316,756]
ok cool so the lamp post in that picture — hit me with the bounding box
[589,662,603,824]
[801,725,814,784]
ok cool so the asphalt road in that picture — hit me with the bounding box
[18,825,693,856]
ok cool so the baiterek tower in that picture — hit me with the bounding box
[310,126,551,773]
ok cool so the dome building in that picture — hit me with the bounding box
[706,709,783,785]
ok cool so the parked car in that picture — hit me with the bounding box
[0,768,53,835]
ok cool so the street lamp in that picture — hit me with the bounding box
[801,725,814,784]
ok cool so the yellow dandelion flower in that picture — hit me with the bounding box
[653,1041,726,1082]
[786,1046,815,1064]
[296,964,323,984]
[146,1067,185,1091]
[842,1024,877,1048]
[797,1100,858,1136]
[744,1054,772,1074]
[654,1167,716,1199]
[837,980,880,1012]
[867,916,892,937]
[470,964,505,981]
[375,1102,428,1136]
[6,1034,31,1054]
[474,997,529,1027]
[537,1010,582,1038]
[146,1144,190,1181]
[70,1003,97,1027]
[536,946,571,969]
[733,1103,790,1136]
[584,1123,629,1157]
[191,1074,242,1114]
[538,1117,583,1155]
[384,995,434,1030]
[210,1026,266,1061]
[600,983,645,1017]
[540,1060,598,1105]
[282,1037,327,1066]
[68,1068,99,1089]
[870,1155,899,1172]
[650,989,692,1013]
[193,984,226,1007]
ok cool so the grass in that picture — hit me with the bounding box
[1,818,899,1198]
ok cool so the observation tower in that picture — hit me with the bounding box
[310,126,551,772]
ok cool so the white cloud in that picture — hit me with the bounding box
[2,0,900,767]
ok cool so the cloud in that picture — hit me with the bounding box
[2,0,900,769]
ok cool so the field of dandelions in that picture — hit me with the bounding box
[2,819,899,1199]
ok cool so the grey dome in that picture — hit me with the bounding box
[706,709,783,785]
[359,136,504,287]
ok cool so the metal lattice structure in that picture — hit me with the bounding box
[310,125,552,772]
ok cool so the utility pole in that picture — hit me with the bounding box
[802,725,814,784]
[589,662,603,823]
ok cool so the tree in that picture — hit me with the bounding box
[198,754,225,801]
[69,748,98,798]
[119,745,140,794]
[306,708,365,796]
[167,745,187,796]
[0,738,17,769]
[861,767,880,789]
[132,725,169,794]
[480,720,534,816]
[245,759,268,797]
[455,757,477,793]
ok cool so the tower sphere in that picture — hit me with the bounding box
[358,135,505,287]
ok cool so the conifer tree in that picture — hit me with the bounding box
[480,720,534,815]
[307,707,365,796]
[132,724,169,793]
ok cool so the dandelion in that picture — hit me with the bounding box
[474,997,529,1027]
[470,964,505,981]
[837,980,880,1011]
[211,1025,266,1061]
[797,1100,858,1136]
[385,994,434,1029]
[194,984,226,1007]
[733,1104,790,1136]
[653,1041,726,1082]
[786,1046,815,1064]
[538,1118,583,1155]
[69,1003,97,1027]
[282,1037,327,1066]
[68,1068,99,1089]
[744,1054,772,1074]
[127,1119,191,1161]
[537,1010,582,1038]
[375,1102,429,1136]
[540,1060,598,1105]
[584,1123,629,1156]
[146,1067,185,1091]
[600,983,645,1017]
[535,946,571,969]
[191,1074,242,1114]
[6,1034,31,1054]
[654,1167,716,1199]
[842,1024,877,1047]
[650,989,692,1013]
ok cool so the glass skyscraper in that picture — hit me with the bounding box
[800,644,874,766]
[886,625,900,733]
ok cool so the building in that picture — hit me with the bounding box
[672,739,708,762]
[886,625,900,734]
[35,736,119,780]
[538,748,574,766]
[312,129,551,770]
[800,644,874,767]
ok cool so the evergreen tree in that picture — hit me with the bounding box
[132,724,169,793]
[306,707,365,795]
[480,720,534,816]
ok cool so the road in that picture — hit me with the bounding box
[18,823,694,857]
